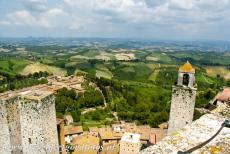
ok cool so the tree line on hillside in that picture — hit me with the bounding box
[55,86,104,122]
[92,77,170,127]
[86,65,230,127]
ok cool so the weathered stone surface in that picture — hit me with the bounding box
[0,85,59,154]
[168,86,197,135]
[141,104,230,154]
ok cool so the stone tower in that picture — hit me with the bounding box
[168,61,197,135]
[0,85,59,154]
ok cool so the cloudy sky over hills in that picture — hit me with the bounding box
[0,0,230,40]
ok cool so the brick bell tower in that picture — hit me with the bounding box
[168,61,197,135]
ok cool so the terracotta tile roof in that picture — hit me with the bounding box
[124,122,137,133]
[72,134,99,154]
[99,127,114,140]
[64,125,83,135]
[72,134,99,145]
[150,128,167,142]
[179,61,195,73]
[137,125,151,140]
[89,127,99,132]
[158,122,168,129]
[112,131,123,139]
[216,88,230,102]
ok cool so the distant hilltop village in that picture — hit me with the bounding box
[0,62,230,154]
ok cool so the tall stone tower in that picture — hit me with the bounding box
[168,61,197,135]
[0,85,59,154]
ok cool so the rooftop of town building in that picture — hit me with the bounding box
[64,125,83,136]
[121,132,141,144]
[216,87,230,102]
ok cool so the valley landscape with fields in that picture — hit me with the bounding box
[1,0,230,153]
[1,39,230,129]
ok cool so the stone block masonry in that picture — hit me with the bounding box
[168,86,197,135]
[0,85,59,154]
[168,61,197,135]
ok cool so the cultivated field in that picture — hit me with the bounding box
[21,62,67,76]
[115,53,136,61]
[206,66,230,80]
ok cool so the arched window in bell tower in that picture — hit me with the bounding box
[183,74,189,86]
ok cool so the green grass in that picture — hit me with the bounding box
[0,61,9,70]
[0,59,29,74]
[122,66,135,73]
[83,50,99,57]
[78,109,115,128]
[40,57,55,65]
[96,70,113,79]
[20,62,67,76]
[173,52,203,61]
[148,69,159,81]
[196,74,215,84]
[150,52,173,63]
[112,63,152,81]
[12,60,30,73]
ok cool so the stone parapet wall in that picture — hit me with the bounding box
[141,104,230,154]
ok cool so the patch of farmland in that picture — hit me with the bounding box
[115,53,136,61]
[96,70,113,79]
[206,66,230,80]
[146,56,159,61]
[70,55,90,60]
[21,62,67,76]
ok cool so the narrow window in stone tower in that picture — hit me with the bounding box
[183,74,189,86]
[28,138,32,144]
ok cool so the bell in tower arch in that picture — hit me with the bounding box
[182,74,190,86]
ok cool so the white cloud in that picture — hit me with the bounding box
[0,0,230,38]
[23,0,48,12]
[7,8,67,28]
[169,0,195,10]
[61,0,230,25]
[7,10,49,27]
[43,8,66,17]
[0,20,10,26]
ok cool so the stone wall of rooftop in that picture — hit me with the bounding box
[140,104,230,154]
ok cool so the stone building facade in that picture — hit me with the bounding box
[119,132,141,154]
[168,61,197,135]
[0,86,59,154]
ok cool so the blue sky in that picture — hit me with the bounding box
[0,0,230,40]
